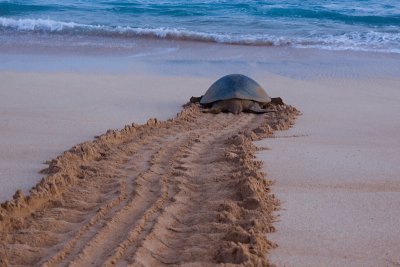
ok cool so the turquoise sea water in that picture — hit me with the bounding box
[0,0,399,53]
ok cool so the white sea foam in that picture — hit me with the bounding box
[1,17,399,53]
[0,17,80,31]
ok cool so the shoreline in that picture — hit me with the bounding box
[1,38,400,78]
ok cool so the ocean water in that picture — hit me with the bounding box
[0,0,399,53]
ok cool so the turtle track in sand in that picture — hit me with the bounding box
[0,103,299,267]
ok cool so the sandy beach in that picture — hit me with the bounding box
[259,75,400,266]
[1,43,400,266]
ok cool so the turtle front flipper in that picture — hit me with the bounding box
[271,97,284,105]
[190,96,203,103]
[202,101,229,114]
[202,107,222,114]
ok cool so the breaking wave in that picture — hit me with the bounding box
[1,17,399,53]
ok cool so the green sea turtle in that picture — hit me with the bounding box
[190,74,284,114]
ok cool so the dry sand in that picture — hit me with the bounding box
[257,75,400,266]
[0,102,299,266]
[0,72,210,202]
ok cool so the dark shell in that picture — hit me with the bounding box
[200,74,271,104]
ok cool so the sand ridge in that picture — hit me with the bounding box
[0,103,299,266]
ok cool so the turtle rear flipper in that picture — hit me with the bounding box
[248,102,276,114]
[271,97,284,105]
